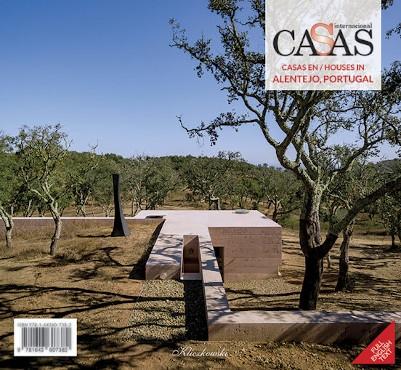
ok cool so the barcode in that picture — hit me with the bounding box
[21,326,72,349]
[14,318,77,357]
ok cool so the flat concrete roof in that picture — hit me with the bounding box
[134,210,281,280]
[134,210,280,231]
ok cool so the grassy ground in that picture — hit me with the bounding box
[0,220,400,369]
[226,229,401,312]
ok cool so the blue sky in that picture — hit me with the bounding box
[0,0,400,165]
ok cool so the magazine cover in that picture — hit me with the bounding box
[0,0,400,369]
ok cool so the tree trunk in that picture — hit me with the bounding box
[4,219,14,249]
[299,190,323,310]
[76,205,84,217]
[299,255,324,310]
[391,233,396,248]
[25,199,32,217]
[326,252,332,269]
[272,208,278,223]
[0,208,14,249]
[5,226,13,249]
[238,196,245,209]
[50,216,62,256]
[335,220,354,292]
[76,204,85,217]
[209,197,220,210]
[131,200,135,217]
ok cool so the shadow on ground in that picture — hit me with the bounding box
[0,220,211,369]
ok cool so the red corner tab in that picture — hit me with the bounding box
[352,322,396,365]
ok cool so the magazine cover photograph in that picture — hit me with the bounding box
[0,0,400,369]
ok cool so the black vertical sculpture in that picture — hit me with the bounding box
[111,174,130,237]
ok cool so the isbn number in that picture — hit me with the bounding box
[14,319,77,357]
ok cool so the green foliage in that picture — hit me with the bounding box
[375,160,401,246]
[11,124,71,216]
[377,193,401,247]
[322,160,378,225]
[172,0,401,309]
[179,151,242,208]
[65,150,100,216]
[261,167,303,222]
[224,160,256,209]
[1,124,399,240]
[0,136,20,212]
[123,156,177,215]
[223,163,302,219]
[92,155,122,216]
[171,0,401,238]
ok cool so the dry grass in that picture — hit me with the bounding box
[0,220,400,369]
[226,229,401,312]
[0,219,163,369]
